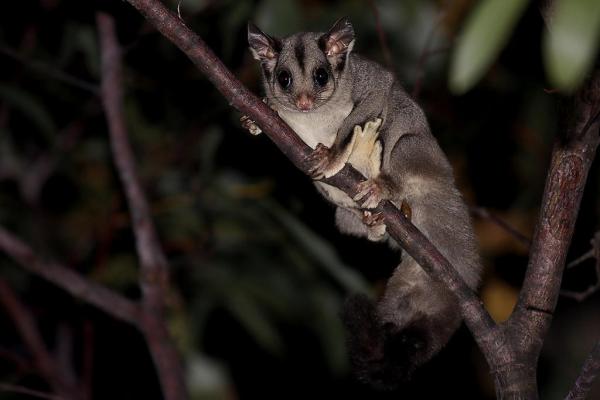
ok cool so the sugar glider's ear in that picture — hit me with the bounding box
[248,22,282,71]
[319,17,355,70]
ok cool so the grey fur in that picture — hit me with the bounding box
[248,17,482,387]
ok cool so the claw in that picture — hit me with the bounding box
[353,180,372,201]
[306,143,331,179]
[362,210,385,227]
[360,118,382,141]
[354,179,385,209]
[363,210,387,241]
[240,115,262,135]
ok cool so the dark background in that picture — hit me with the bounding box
[0,0,598,399]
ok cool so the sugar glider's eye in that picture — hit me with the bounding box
[277,70,292,89]
[313,67,329,87]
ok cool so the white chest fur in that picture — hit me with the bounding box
[276,101,382,210]
[277,101,353,149]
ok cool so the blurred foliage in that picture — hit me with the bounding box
[0,0,598,399]
[543,0,600,91]
[451,0,600,93]
[449,0,529,94]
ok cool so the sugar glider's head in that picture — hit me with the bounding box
[248,17,355,113]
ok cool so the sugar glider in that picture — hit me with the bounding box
[245,17,482,389]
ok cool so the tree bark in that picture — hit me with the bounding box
[97,12,188,400]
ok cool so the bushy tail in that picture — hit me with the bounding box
[341,272,460,390]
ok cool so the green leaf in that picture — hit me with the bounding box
[543,0,600,92]
[449,0,529,94]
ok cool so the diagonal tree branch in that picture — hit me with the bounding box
[97,12,188,400]
[121,0,499,357]
[565,339,600,400]
[0,226,140,325]
[470,206,531,248]
[561,231,600,301]
[0,383,63,400]
[0,45,99,94]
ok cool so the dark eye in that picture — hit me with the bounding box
[313,67,329,87]
[277,70,292,89]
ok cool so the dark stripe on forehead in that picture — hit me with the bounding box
[294,40,306,73]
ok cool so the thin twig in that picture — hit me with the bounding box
[0,45,99,94]
[0,383,63,400]
[577,105,600,141]
[471,206,531,247]
[97,12,188,400]
[0,226,140,324]
[560,285,600,302]
[0,280,77,399]
[565,340,600,400]
[561,232,600,301]
[412,7,448,99]
[366,0,393,70]
[567,249,595,269]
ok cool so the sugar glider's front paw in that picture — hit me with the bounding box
[306,140,355,180]
[355,118,382,143]
[240,115,262,135]
[354,177,392,209]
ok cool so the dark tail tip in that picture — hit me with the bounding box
[341,294,431,391]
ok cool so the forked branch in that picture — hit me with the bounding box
[97,12,188,400]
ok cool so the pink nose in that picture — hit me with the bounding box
[296,93,314,111]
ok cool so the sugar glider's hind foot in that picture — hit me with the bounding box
[353,176,392,209]
[341,294,429,390]
[362,210,387,241]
